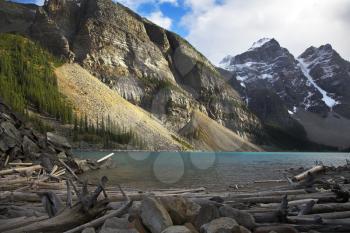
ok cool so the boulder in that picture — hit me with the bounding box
[82,228,96,233]
[253,226,299,233]
[184,223,199,233]
[240,226,252,233]
[100,217,138,233]
[140,197,173,233]
[129,215,150,233]
[0,121,21,151]
[101,217,130,229]
[158,196,201,224]
[194,204,220,229]
[200,217,240,233]
[22,135,40,155]
[46,132,71,150]
[161,226,192,233]
[219,205,256,229]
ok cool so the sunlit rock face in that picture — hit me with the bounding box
[18,0,264,142]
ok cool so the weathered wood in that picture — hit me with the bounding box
[63,201,132,233]
[0,165,42,176]
[227,191,336,204]
[0,216,48,232]
[298,200,316,216]
[3,200,109,233]
[8,163,33,166]
[310,202,350,214]
[59,159,79,181]
[293,165,325,181]
[259,198,319,208]
[97,153,114,163]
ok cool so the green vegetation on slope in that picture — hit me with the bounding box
[0,33,73,123]
[73,114,146,149]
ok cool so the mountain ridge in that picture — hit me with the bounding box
[220,38,350,149]
[0,0,266,151]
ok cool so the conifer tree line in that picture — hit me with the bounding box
[0,33,146,149]
[73,113,146,149]
[0,33,73,123]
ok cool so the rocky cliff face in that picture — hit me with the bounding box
[220,38,350,149]
[29,0,264,142]
[0,0,265,150]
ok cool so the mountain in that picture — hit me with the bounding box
[0,0,264,151]
[220,38,350,149]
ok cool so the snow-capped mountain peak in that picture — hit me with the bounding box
[248,38,275,51]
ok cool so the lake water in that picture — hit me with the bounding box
[74,151,350,191]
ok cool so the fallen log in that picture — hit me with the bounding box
[97,153,114,163]
[227,191,336,204]
[0,216,48,232]
[310,202,350,214]
[59,159,79,181]
[293,165,325,181]
[3,200,109,233]
[259,198,319,208]
[0,165,42,176]
[63,200,132,233]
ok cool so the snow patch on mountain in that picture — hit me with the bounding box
[297,58,339,108]
[249,38,272,51]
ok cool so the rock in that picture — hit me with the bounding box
[161,226,192,233]
[46,132,71,150]
[200,217,240,233]
[240,226,251,233]
[184,223,199,233]
[253,226,299,233]
[129,215,150,233]
[22,135,40,155]
[140,197,173,233]
[100,217,138,233]
[0,121,21,151]
[158,196,201,225]
[82,227,96,233]
[219,205,256,229]
[194,204,220,229]
[101,217,130,230]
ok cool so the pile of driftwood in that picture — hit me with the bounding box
[1,159,350,233]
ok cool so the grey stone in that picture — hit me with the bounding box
[158,196,200,225]
[46,132,71,149]
[22,135,40,155]
[219,205,256,229]
[101,217,130,230]
[82,227,95,233]
[200,217,240,233]
[140,197,173,233]
[194,204,219,229]
[161,226,192,233]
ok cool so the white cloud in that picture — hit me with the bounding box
[117,0,178,9]
[182,0,350,64]
[146,11,172,29]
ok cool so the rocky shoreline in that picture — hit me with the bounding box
[2,98,350,233]
[1,151,350,233]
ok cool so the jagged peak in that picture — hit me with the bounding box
[248,38,279,51]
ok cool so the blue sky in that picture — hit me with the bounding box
[10,0,350,64]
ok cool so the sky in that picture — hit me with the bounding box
[13,0,350,65]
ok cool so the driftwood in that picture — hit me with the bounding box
[97,153,114,163]
[63,200,132,233]
[59,159,79,181]
[293,165,325,181]
[3,200,109,233]
[0,165,42,176]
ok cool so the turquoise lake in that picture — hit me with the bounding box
[74,151,350,190]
